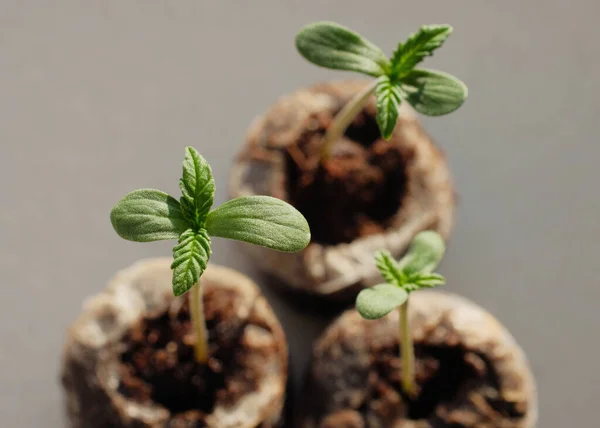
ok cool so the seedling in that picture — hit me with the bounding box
[110,146,310,363]
[296,21,467,159]
[356,231,445,397]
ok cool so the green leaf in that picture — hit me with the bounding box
[391,24,453,77]
[171,229,211,296]
[401,69,467,116]
[410,272,446,288]
[398,231,446,275]
[110,189,189,242]
[179,147,215,227]
[296,21,390,77]
[205,196,310,252]
[374,250,405,287]
[375,75,402,139]
[356,283,408,320]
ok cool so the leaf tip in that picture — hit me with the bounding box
[356,290,384,320]
[376,119,396,140]
[374,249,391,260]
[295,21,331,52]
[172,285,186,297]
[296,215,312,249]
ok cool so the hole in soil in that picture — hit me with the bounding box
[285,108,409,245]
[408,346,474,420]
[117,290,245,417]
[344,110,382,147]
[371,344,505,422]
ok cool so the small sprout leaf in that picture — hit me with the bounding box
[375,75,402,139]
[296,21,390,77]
[179,147,215,227]
[360,231,447,395]
[402,69,467,116]
[356,283,408,320]
[205,196,310,252]
[410,272,446,288]
[392,25,453,76]
[110,189,189,242]
[398,230,446,275]
[375,249,405,286]
[171,229,211,296]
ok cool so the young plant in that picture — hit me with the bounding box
[110,146,310,364]
[356,231,445,397]
[296,21,468,159]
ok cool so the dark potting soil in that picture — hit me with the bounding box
[285,107,412,245]
[371,344,520,421]
[117,287,261,422]
[304,329,524,426]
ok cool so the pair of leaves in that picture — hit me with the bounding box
[111,147,310,296]
[296,22,467,139]
[356,231,446,320]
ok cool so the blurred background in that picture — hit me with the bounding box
[1,1,599,426]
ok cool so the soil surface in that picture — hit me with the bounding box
[307,343,520,427]
[368,343,519,423]
[285,106,413,245]
[118,286,262,423]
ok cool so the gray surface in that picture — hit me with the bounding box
[1,1,598,426]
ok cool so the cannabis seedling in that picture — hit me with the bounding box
[356,231,446,397]
[110,147,310,363]
[296,22,467,159]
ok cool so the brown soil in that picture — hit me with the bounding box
[118,286,262,423]
[370,344,520,423]
[285,106,412,245]
[308,343,520,426]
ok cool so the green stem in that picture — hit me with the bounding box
[400,299,415,397]
[190,281,209,364]
[320,80,378,161]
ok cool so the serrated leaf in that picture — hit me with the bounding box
[375,75,402,139]
[205,196,310,252]
[391,25,453,77]
[356,283,408,320]
[401,69,467,116]
[411,272,446,288]
[296,21,390,77]
[110,189,189,242]
[179,147,215,227]
[374,250,405,286]
[171,229,211,296]
[398,231,446,276]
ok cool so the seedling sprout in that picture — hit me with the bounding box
[296,22,467,159]
[356,231,446,396]
[111,146,310,363]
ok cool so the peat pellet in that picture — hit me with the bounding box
[299,290,537,428]
[62,259,288,428]
[230,80,455,300]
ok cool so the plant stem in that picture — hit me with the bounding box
[190,281,209,364]
[399,299,416,397]
[319,80,378,161]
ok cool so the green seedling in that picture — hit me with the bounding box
[296,21,467,159]
[110,147,310,364]
[356,231,446,397]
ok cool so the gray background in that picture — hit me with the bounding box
[1,1,598,426]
